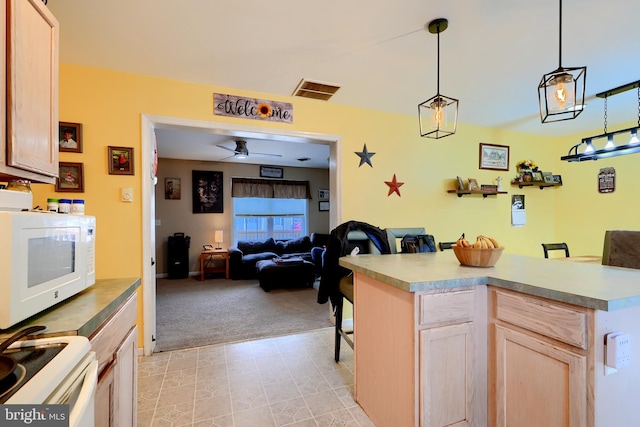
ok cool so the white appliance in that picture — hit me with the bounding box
[0,211,96,329]
[2,336,98,427]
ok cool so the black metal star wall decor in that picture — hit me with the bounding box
[355,144,375,167]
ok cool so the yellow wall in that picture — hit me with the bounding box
[29,63,640,339]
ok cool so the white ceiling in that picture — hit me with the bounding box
[47,0,640,168]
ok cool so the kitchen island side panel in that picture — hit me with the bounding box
[354,272,416,427]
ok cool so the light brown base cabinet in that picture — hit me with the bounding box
[353,272,487,427]
[91,293,138,427]
[488,287,593,427]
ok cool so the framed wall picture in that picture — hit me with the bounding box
[193,170,223,213]
[552,175,563,185]
[319,201,330,211]
[532,171,544,182]
[108,146,134,175]
[479,143,509,171]
[164,177,181,199]
[260,165,283,178]
[318,189,329,200]
[59,122,83,153]
[55,162,84,192]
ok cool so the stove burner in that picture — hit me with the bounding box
[0,364,26,398]
[0,343,66,404]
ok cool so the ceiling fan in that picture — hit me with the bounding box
[216,140,282,160]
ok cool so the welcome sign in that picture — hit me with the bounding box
[213,93,293,124]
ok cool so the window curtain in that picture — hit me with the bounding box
[232,178,311,199]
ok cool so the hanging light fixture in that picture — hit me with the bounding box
[418,18,458,139]
[538,0,586,123]
[561,80,640,162]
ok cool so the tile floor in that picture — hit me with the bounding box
[137,327,375,426]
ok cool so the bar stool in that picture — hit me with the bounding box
[334,273,354,362]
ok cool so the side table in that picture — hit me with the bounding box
[200,249,229,280]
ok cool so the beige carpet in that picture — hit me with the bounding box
[155,276,332,352]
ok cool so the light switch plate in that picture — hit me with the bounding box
[122,187,133,202]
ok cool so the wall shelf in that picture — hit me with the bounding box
[511,182,562,190]
[447,189,507,198]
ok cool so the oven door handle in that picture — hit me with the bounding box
[69,359,98,427]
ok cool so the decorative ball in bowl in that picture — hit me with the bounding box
[452,245,504,267]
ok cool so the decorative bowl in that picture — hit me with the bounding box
[452,245,504,267]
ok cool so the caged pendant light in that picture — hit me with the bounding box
[538,0,587,123]
[418,18,458,139]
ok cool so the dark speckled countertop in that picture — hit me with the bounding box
[0,277,141,339]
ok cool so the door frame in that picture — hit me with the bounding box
[141,114,342,355]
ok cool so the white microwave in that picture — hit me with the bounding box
[0,211,96,329]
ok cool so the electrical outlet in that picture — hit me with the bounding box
[606,332,631,370]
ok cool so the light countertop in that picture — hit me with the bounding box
[339,252,640,311]
[0,277,141,339]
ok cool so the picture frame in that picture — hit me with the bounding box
[164,177,181,199]
[59,122,83,153]
[318,189,330,200]
[468,178,479,191]
[260,165,283,178]
[108,146,134,175]
[193,170,223,213]
[479,143,510,171]
[552,175,563,185]
[531,171,544,182]
[319,201,330,211]
[55,162,84,192]
[543,175,555,184]
[457,176,466,190]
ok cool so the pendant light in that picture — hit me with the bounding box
[561,81,640,162]
[538,0,586,123]
[418,18,458,139]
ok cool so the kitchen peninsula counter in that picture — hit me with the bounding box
[339,252,640,310]
[339,253,640,427]
[0,277,141,339]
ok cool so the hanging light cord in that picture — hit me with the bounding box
[558,0,563,68]
[603,96,608,134]
[436,22,441,95]
[637,86,640,127]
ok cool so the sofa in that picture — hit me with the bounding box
[229,233,328,280]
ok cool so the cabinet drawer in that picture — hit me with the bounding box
[494,289,587,349]
[90,293,138,373]
[419,289,475,327]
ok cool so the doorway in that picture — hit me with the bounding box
[140,114,341,355]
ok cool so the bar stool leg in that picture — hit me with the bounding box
[334,296,343,362]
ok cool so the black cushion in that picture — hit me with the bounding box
[237,238,276,255]
[275,236,311,255]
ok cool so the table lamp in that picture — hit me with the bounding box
[214,230,224,249]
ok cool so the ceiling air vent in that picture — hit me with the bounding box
[292,79,340,101]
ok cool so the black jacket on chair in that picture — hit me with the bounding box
[317,220,391,308]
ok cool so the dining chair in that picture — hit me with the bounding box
[542,243,570,258]
[439,241,456,251]
[602,230,640,269]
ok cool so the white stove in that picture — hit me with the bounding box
[1,335,97,427]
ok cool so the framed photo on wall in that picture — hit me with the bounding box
[193,170,223,213]
[318,189,329,200]
[165,177,181,199]
[260,165,283,178]
[319,201,330,211]
[479,143,509,171]
[55,162,84,192]
[59,122,83,153]
[108,146,134,175]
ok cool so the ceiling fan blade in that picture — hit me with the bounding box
[216,144,236,153]
[218,154,237,161]
[251,151,283,158]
